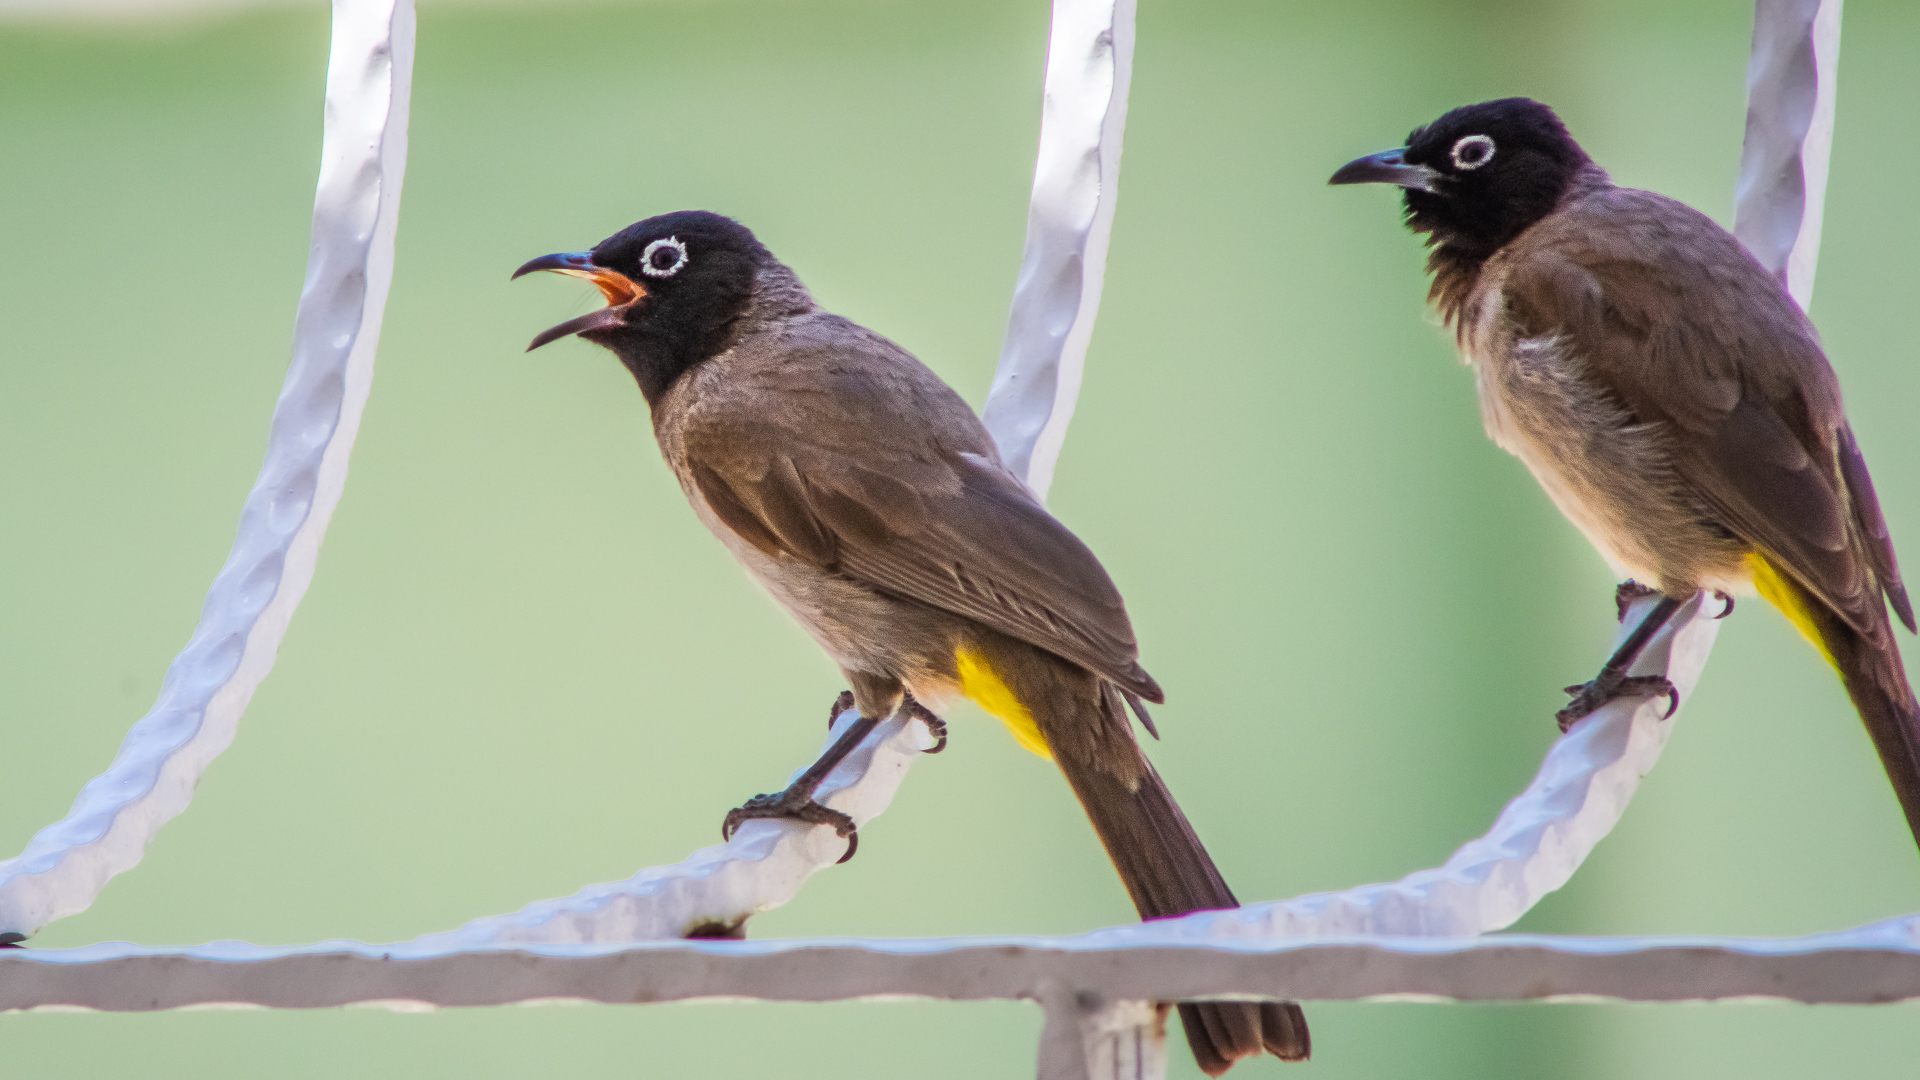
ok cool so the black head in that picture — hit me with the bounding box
[514,210,771,404]
[1330,98,1592,261]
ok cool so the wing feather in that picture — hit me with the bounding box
[676,326,1161,700]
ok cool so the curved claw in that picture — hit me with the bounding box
[721,790,786,841]
[720,802,758,842]
[1615,674,1680,719]
[901,696,948,754]
[1715,592,1736,619]
[836,830,859,864]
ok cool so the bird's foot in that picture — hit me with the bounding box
[902,695,948,754]
[1614,580,1661,621]
[722,785,860,863]
[826,690,856,728]
[1557,673,1679,732]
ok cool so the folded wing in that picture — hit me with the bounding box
[680,332,1163,701]
[1504,190,1913,639]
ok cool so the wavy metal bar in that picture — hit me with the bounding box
[1176,595,1720,938]
[1736,0,1842,307]
[4,914,1917,1012]
[421,599,1712,951]
[0,0,414,942]
[413,714,936,947]
[982,0,1135,500]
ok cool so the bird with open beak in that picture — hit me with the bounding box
[514,210,1308,1073]
[1332,98,1920,853]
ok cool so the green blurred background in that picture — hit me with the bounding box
[2,0,1917,1075]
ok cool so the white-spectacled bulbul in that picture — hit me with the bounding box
[514,211,1308,1072]
[1331,98,1920,852]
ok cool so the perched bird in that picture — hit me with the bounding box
[514,211,1308,1072]
[1331,98,1920,850]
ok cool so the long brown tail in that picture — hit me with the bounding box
[975,634,1310,1073]
[1058,691,1311,1073]
[1791,580,1920,849]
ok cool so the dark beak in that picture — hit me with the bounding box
[1329,148,1439,193]
[512,251,647,352]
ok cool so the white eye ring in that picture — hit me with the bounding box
[640,236,688,278]
[1451,134,1496,171]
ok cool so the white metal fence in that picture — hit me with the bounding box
[3,1,1906,1078]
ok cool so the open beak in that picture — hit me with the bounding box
[1328,148,1439,193]
[512,251,646,351]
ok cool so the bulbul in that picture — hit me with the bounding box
[514,210,1308,1072]
[1331,98,1920,851]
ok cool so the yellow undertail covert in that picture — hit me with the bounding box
[1748,550,1840,672]
[954,647,1052,760]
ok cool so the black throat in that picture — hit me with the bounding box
[595,309,745,408]
[1410,162,1602,325]
[585,272,758,408]
[1405,160,1581,264]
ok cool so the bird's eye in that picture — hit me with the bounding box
[641,237,689,278]
[1450,134,1496,171]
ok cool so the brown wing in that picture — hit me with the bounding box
[1502,186,1913,636]
[677,325,1162,701]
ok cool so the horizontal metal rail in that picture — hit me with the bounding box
[5,916,1918,1012]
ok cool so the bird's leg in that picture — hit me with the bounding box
[837,687,945,754]
[901,692,948,754]
[1614,580,1660,621]
[1558,594,1686,732]
[723,711,882,864]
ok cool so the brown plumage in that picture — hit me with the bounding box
[661,308,1158,704]
[1334,98,1920,850]
[516,211,1307,1072]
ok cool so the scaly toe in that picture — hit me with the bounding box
[721,790,858,860]
[1556,673,1680,732]
[1617,674,1680,718]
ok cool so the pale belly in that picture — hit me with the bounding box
[683,482,966,704]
